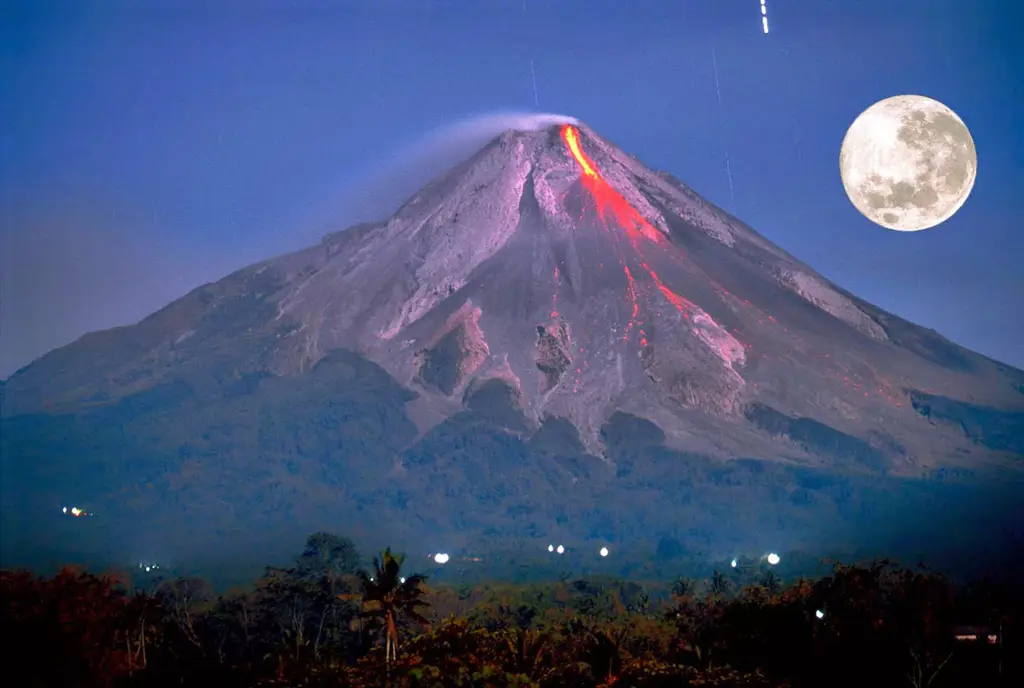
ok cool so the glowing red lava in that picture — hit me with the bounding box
[561,126,664,245]
[560,125,742,364]
[641,260,694,318]
[561,125,694,318]
[550,171,905,412]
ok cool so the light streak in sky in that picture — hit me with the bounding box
[711,46,723,104]
[711,46,736,208]
[531,58,540,107]
[724,152,736,206]
[761,0,770,34]
[524,2,540,108]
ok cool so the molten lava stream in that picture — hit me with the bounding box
[561,124,704,337]
[565,125,773,334]
[561,126,663,247]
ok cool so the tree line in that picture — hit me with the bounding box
[1,531,1020,687]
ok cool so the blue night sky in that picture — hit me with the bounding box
[1,0,1021,377]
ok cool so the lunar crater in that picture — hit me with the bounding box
[839,95,977,232]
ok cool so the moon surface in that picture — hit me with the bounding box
[839,95,977,232]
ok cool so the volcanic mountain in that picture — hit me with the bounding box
[3,122,1023,571]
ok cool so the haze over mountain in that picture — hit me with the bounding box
[3,121,1022,577]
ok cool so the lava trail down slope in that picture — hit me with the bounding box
[3,121,1022,568]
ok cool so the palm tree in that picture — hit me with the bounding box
[710,571,731,599]
[583,624,629,686]
[344,547,430,666]
[501,626,553,681]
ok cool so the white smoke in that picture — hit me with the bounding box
[312,111,579,233]
[437,111,580,139]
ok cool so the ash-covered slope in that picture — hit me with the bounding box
[7,122,1021,467]
[3,122,1024,572]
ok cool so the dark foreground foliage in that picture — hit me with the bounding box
[2,532,1020,687]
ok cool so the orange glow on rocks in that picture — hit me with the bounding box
[559,124,744,367]
[641,260,694,317]
[561,125,664,245]
[562,125,598,179]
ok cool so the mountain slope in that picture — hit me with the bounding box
[3,122,1022,570]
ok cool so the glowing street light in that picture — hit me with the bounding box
[766,553,780,565]
[556,545,565,555]
[815,609,825,619]
[433,553,450,564]
[547,544,554,552]
[400,577,406,584]
[599,547,609,557]
[730,558,738,568]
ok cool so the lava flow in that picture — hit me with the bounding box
[561,124,695,319]
[561,126,664,245]
[560,125,747,368]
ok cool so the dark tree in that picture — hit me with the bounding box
[351,548,430,666]
[294,531,362,585]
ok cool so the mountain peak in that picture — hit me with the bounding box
[5,120,1022,467]
[4,116,1023,570]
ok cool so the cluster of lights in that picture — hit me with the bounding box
[430,545,774,568]
[61,506,90,517]
[728,553,780,568]
[547,544,610,557]
[428,553,483,565]
[138,561,160,573]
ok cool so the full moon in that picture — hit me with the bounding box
[839,95,977,232]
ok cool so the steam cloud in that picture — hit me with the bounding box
[315,111,580,231]
[1,111,579,378]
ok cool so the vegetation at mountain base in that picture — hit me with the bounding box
[2,531,1020,687]
[5,355,1022,582]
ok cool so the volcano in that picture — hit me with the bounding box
[3,123,1023,570]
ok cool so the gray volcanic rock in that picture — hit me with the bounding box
[2,122,1022,569]
[8,123,1020,465]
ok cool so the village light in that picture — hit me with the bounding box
[433,552,450,564]
[730,558,738,568]
[766,553,780,565]
[556,545,565,555]
[548,544,554,552]
[400,577,406,584]
[815,609,825,619]
[599,547,609,557]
